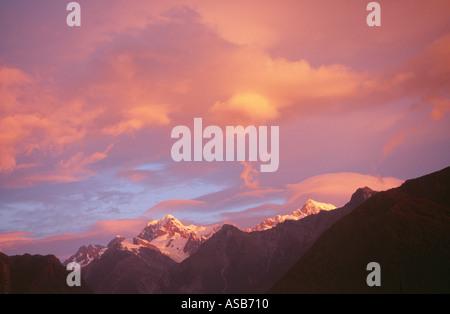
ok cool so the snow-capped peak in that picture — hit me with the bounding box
[63,244,107,267]
[294,199,336,217]
[186,224,222,240]
[248,199,337,232]
[146,214,179,228]
[65,199,336,267]
[139,215,194,242]
[118,214,221,263]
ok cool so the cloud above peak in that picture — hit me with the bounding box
[0,1,449,260]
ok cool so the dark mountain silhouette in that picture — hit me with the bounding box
[159,187,377,294]
[0,253,92,294]
[81,237,177,294]
[270,166,450,294]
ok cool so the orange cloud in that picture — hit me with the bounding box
[0,66,30,112]
[430,97,450,121]
[0,64,103,179]
[382,126,420,158]
[0,231,33,245]
[1,3,449,189]
[206,49,365,124]
[383,131,406,158]
[0,114,49,173]
[240,161,260,189]
[120,170,149,182]
[89,219,148,236]
[211,93,279,124]
[103,106,171,136]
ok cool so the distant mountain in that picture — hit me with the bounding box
[66,198,345,293]
[0,253,92,294]
[81,238,176,294]
[66,199,335,268]
[248,199,336,232]
[63,244,107,267]
[160,187,376,294]
[67,215,220,293]
[66,215,221,270]
[137,214,221,262]
[270,166,450,294]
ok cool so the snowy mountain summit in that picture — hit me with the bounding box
[63,244,107,267]
[135,214,221,262]
[248,199,336,232]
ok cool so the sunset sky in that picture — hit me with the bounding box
[1,0,449,259]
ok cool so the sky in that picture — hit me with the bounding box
[0,0,449,260]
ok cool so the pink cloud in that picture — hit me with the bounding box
[286,172,404,207]
[382,126,418,158]
[0,219,147,260]
[119,170,150,182]
[430,97,450,121]
[1,4,449,190]
[240,162,260,189]
[0,231,33,245]
[142,199,209,218]
[230,188,284,200]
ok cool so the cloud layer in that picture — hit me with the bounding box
[0,0,449,258]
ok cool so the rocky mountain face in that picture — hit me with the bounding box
[160,187,376,294]
[62,196,339,271]
[64,244,107,267]
[137,215,221,262]
[81,240,177,294]
[270,167,450,294]
[0,253,92,294]
[64,215,220,293]
[65,215,222,269]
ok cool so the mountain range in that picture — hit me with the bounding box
[1,166,449,294]
[63,197,342,293]
[58,188,372,294]
[160,188,373,293]
[64,199,336,267]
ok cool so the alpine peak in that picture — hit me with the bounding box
[249,199,337,232]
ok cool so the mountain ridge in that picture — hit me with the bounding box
[0,252,92,294]
[269,166,450,293]
[248,199,336,232]
[65,197,336,266]
[159,187,377,293]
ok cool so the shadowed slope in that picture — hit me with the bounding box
[270,166,450,294]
